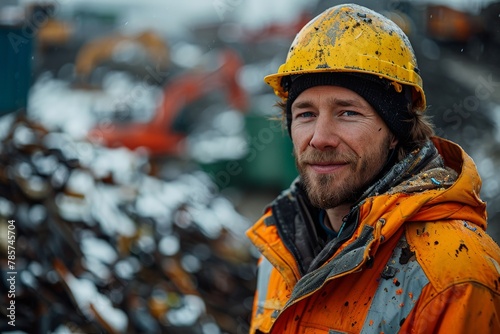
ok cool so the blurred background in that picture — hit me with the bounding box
[0,0,499,333]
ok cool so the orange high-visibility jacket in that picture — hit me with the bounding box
[246,137,500,333]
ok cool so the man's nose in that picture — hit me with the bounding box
[309,117,341,151]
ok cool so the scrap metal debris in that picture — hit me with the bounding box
[0,115,256,333]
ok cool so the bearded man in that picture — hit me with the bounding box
[246,4,500,333]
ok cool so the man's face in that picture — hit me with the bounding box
[291,85,397,209]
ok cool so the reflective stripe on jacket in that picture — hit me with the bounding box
[246,137,500,333]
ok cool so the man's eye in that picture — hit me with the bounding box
[342,110,360,116]
[296,111,315,118]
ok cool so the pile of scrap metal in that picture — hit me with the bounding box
[0,115,256,333]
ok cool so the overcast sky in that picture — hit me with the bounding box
[15,0,495,37]
[17,0,315,35]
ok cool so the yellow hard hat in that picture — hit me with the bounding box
[264,3,426,110]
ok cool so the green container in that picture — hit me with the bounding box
[199,114,297,192]
[240,114,297,190]
[0,24,34,116]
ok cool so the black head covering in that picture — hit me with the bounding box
[284,72,414,140]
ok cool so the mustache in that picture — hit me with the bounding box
[298,149,358,165]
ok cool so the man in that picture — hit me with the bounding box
[246,4,500,333]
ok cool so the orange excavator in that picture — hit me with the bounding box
[74,30,171,82]
[425,5,481,43]
[87,48,248,156]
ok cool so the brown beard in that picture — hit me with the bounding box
[295,139,391,209]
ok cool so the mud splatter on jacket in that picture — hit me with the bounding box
[246,137,500,333]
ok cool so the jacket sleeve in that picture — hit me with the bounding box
[403,220,500,333]
[400,281,500,333]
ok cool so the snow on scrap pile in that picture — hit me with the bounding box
[0,114,256,333]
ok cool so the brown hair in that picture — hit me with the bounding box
[274,99,435,161]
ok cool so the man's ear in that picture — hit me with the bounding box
[389,134,398,150]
